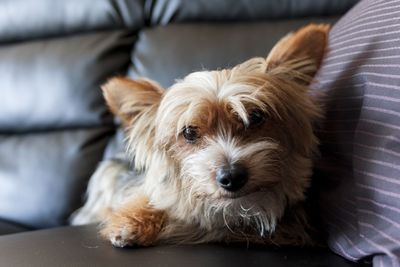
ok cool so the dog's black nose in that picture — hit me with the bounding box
[216,163,248,192]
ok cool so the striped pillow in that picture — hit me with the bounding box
[312,0,400,266]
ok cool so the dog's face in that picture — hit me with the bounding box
[103,24,329,235]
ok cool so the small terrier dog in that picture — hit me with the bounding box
[72,24,329,247]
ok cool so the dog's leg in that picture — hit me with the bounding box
[100,195,167,247]
[70,158,130,225]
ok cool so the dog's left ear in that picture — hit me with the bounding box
[265,24,330,83]
[102,77,164,170]
[102,77,163,127]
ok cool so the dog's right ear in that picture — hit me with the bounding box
[265,24,330,84]
[102,77,163,127]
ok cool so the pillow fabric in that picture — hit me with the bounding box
[313,0,400,266]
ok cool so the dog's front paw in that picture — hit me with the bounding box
[100,203,167,248]
[108,224,137,248]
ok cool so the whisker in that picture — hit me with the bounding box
[222,207,236,234]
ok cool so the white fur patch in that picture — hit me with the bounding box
[70,157,141,225]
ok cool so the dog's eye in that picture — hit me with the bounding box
[183,126,199,143]
[248,109,266,127]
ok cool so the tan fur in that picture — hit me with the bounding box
[73,24,330,247]
[266,24,330,78]
[100,195,167,247]
[102,77,163,170]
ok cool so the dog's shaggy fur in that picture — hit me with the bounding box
[71,24,330,247]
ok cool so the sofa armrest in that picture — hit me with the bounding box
[0,225,367,267]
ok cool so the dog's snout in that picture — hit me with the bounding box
[216,163,248,192]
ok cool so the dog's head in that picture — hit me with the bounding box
[103,24,329,237]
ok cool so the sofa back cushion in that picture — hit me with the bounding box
[0,2,138,228]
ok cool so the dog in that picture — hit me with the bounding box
[71,24,330,248]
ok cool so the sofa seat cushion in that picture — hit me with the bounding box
[0,225,369,267]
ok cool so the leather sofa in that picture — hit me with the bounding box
[0,0,369,266]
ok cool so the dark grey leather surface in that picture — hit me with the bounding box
[0,219,29,235]
[0,0,357,43]
[0,27,135,229]
[146,0,358,25]
[0,0,144,42]
[0,225,369,267]
[0,127,114,228]
[129,18,338,87]
[0,31,134,132]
